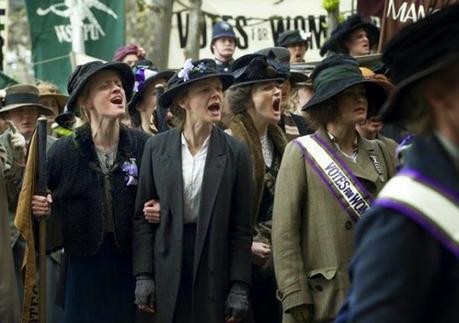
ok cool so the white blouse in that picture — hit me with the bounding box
[181,133,210,223]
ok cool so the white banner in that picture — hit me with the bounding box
[167,0,354,68]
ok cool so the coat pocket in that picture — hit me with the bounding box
[307,267,345,321]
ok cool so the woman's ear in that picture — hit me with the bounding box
[178,95,190,111]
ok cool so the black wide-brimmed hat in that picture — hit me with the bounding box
[231,54,287,88]
[158,58,234,107]
[67,61,134,113]
[302,54,388,115]
[55,105,76,129]
[320,14,379,57]
[277,30,311,48]
[380,4,459,123]
[256,47,310,84]
[0,84,54,116]
[129,60,174,111]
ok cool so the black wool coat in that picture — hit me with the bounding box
[46,124,150,256]
[132,126,253,323]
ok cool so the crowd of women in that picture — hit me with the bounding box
[1,4,459,323]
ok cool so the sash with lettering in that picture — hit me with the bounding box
[294,134,373,223]
[375,169,459,258]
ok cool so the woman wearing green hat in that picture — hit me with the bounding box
[225,53,288,323]
[132,58,253,323]
[30,60,149,323]
[272,54,397,323]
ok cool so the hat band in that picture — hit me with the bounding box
[314,64,363,92]
[5,93,40,106]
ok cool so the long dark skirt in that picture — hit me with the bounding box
[251,268,282,323]
[173,224,196,323]
[64,234,135,323]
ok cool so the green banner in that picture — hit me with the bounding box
[25,0,125,92]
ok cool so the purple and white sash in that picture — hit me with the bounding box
[294,134,373,223]
[376,169,459,258]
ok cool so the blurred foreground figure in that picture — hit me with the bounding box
[337,4,459,323]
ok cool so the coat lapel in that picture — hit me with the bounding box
[316,129,379,184]
[193,127,227,279]
[161,128,185,221]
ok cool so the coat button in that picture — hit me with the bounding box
[345,221,353,230]
[315,285,323,292]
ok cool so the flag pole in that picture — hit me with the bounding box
[36,117,48,323]
[69,0,85,54]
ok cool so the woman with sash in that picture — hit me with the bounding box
[30,61,149,323]
[225,54,287,323]
[132,58,253,323]
[272,54,397,323]
[128,60,174,135]
[337,6,459,322]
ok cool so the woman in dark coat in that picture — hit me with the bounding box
[225,54,288,323]
[31,61,149,323]
[132,58,253,323]
[128,60,174,135]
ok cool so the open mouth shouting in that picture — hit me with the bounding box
[208,102,221,117]
[272,98,281,115]
[110,96,124,106]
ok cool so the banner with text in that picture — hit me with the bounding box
[167,0,334,68]
[378,0,458,50]
[25,0,124,91]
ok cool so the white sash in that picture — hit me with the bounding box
[377,174,459,249]
[296,135,371,221]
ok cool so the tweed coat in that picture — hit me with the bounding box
[132,126,253,323]
[272,128,397,323]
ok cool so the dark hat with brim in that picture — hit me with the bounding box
[302,54,388,116]
[231,54,287,88]
[380,4,459,124]
[67,61,134,113]
[129,62,175,112]
[320,14,379,57]
[159,58,234,107]
[256,47,311,85]
[55,110,75,130]
[0,84,54,116]
[277,30,311,48]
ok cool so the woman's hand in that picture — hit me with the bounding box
[251,241,271,265]
[143,199,160,223]
[31,194,53,218]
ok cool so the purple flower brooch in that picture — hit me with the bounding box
[121,158,138,187]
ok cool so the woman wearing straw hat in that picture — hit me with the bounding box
[128,60,174,135]
[132,58,252,323]
[272,54,397,323]
[30,60,149,323]
[225,53,287,323]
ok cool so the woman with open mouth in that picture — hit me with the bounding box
[225,54,288,323]
[271,54,397,323]
[132,58,253,323]
[30,61,150,323]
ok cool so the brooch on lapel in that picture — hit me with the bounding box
[121,158,138,186]
[369,154,385,183]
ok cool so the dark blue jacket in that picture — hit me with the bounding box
[336,135,459,323]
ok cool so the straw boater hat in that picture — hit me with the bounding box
[380,3,459,124]
[37,82,69,114]
[66,61,135,113]
[158,58,234,107]
[302,54,388,117]
[0,84,54,116]
[320,14,380,57]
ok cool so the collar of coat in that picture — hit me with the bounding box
[72,123,136,169]
[229,111,287,223]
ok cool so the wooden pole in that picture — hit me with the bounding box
[36,117,48,323]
